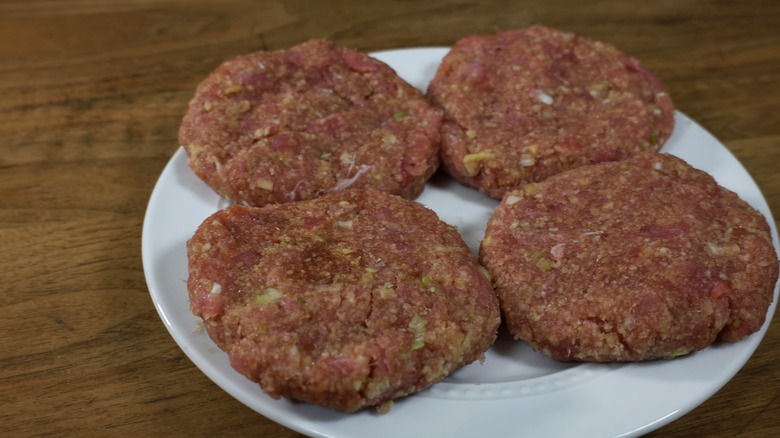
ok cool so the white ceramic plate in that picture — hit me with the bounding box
[142,48,779,438]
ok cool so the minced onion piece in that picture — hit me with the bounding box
[337,220,353,228]
[224,84,244,95]
[462,150,495,176]
[379,286,396,299]
[256,178,274,191]
[478,266,492,283]
[535,89,554,105]
[409,315,427,350]
[254,287,284,304]
[519,154,536,167]
[505,194,522,205]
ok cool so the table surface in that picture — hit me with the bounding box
[2,1,779,436]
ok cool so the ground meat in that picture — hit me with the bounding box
[427,25,675,199]
[179,39,442,207]
[187,189,500,411]
[479,152,778,362]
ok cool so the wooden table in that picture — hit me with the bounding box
[2,1,778,436]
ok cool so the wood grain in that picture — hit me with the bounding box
[1,1,778,436]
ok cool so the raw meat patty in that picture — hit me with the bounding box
[187,189,500,411]
[480,152,777,362]
[179,39,442,207]
[427,25,675,199]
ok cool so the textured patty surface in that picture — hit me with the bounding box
[187,189,500,411]
[427,25,675,199]
[179,39,442,207]
[480,152,778,362]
